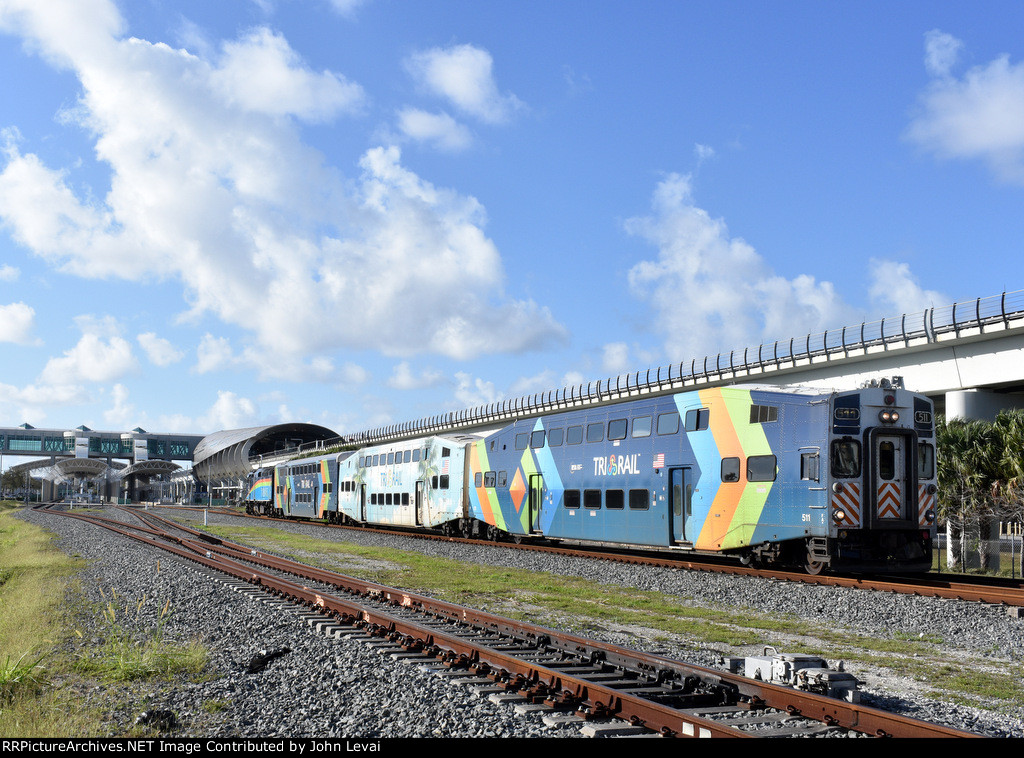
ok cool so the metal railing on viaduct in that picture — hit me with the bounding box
[277,289,1024,459]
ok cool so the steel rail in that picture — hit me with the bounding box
[218,506,1024,607]
[93,506,980,739]
[45,507,750,738]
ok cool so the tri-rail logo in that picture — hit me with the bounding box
[593,454,640,476]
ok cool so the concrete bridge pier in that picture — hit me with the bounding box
[945,389,1024,422]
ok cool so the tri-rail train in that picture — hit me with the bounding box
[243,381,938,574]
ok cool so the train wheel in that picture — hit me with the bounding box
[804,554,826,575]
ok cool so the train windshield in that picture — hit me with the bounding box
[831,439,861,478]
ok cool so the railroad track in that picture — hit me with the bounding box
[193,505,1024,608]
[43,504,979,739]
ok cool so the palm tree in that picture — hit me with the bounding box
[992,410,1024,574]
[936,416,1001,570]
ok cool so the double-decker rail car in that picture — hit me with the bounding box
[239,381,937,574]
[334,434,478,531]
[271,452,353,520]
[466,383,937,573]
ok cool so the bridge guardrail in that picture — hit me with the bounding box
[271,289,1024,456]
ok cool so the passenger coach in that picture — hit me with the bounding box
[466,383,937,573]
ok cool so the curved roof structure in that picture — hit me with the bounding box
[192,423,339,483]
[116,460,181,480]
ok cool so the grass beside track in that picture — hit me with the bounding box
[0,503,212,737]
[194,518,1024,712]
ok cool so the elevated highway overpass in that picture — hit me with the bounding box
[350,289,1024,447]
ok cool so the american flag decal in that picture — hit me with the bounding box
[653,453,665,469]
[441,459,449,475]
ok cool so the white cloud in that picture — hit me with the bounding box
[626,173,858,361]
[0,380,91,425]
[40,316,136,384]
[867,259,945,315]
[396,108,473,151]
[452,371,500,409]
[211,27,365,122]
[0,264,18,281]
[103,382,136,428]
[137,332,184,367]
[406,44,524,124]
[907,31,1024,184]
[387,361,443,391]
[0,6,563,362]
[199,390,259,431]
[602,342,630,373]
[0,301,36,344]
[924,29,963,78]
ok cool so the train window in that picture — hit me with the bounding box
[531,430,546,448]
[439,475,449,489]
[404,450,412,463]
[608,419,628,440]
[801,453,820,482]
[750,405,779,424]
[606,489,624,509]
[498,471,508,486]
[548,428,564,446]
[831,439,861,478]
[748,455,778,482]
[879,442,896,480]
[629,489,650,510]
[567,426,584,445]
[475,472,483,487]
[371,455,379,466]
[584,489,602,508]
[386,493,392,505]
[685,408,710,432]
[387,453,395,465]
[657,412,680,435]
[484,471,496,488]
[515,433,529,450]
[431,476,439,489]
[402,493,410,505]
[442,447,450,457]
[918,442,935,480]
[358,456,364,467]
[632,416,652,438]
[587,423,604,443]
[412,449,421,462]
[721,457,740,482]
[564,490,580,509]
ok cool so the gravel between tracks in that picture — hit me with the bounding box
[18,506,1024,739]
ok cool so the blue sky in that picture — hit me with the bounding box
[1,0,1023,443]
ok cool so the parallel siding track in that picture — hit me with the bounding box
[41,504,979,739]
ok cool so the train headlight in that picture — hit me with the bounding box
[878,410,900,424]
[832,482,844,493]
[925,509,936,524]
[832,509,847,524]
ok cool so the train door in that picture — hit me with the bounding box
[669,467,694,544]
[528,474,544,534]
[360,484,367,522]
[871,430,913,523]
[415,480,424,526]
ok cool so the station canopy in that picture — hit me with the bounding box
[192,423,340,483]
